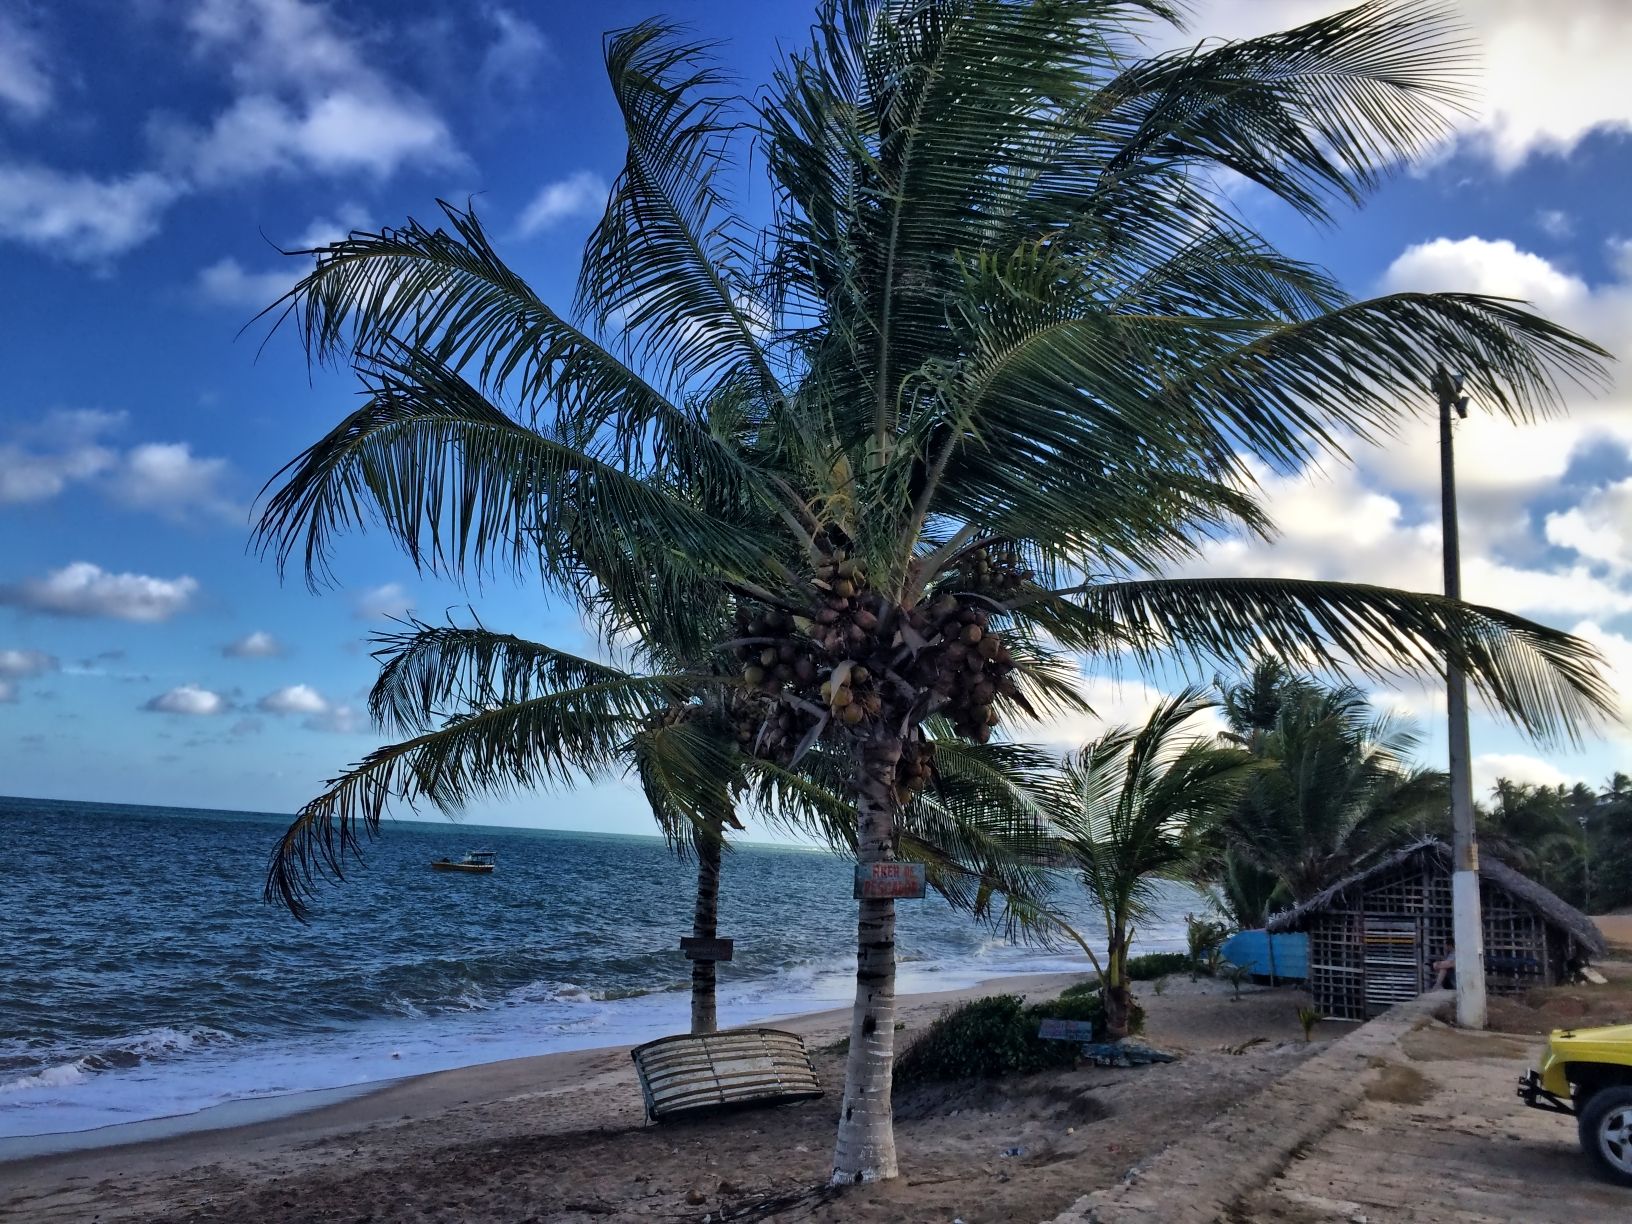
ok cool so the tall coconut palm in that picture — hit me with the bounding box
[1219,675,1449,902]
[253,3,1615,1183]
[1051,689,1253,1037]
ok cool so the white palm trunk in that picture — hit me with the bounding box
[831,738,901,1184]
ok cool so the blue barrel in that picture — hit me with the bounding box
[1220,929,1308,982]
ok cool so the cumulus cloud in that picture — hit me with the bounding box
[303,703,365,734]
[253,682,367,732]
[0,165,183,264]
[0,408,120,503]
[0,0,456,264]
[196,257,296,308]
[223,630,284,659]
[106,442,240,522]
[0,562,198,622]
[166,0,458,185]
[256,683,329,715]
[0,648,60,678]
[481,8,549,92]
[142,684,230,715]
[354,583,413,620]
[0,413,240,521]
[1179,1,1632,171]
[517,171,607,235]
[1536,209,1574,240]
[1011,674,1224,754]
[0,12,52,120]
[1546,479,1632,574]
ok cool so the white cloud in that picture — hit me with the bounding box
[1178,1,1632,171]
[0,648,59,678]
[1536,209,1573,240]
[0,414,239,521]
[0,562,198,622]
[1566,620,1632,746]
[482,8,549,91]
[168,0,458,185]
[354,582,413,620]
[0,409,118,501]
[197,257,296,307]
[257,683,329,715]
[0,13,52,120]
[223,630,284,659]
[1473,752,1574,797]
[167,91,457,185]
[289,204,367,250]
[0,165,183,263]
[107,442,240,523]
[517,170,607,235]
[304,703,365,734]
[1382,235,1588,310]
[143,684,230,715]
[1546,479,1632,574]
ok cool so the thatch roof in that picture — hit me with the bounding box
[1264,837,1607,956]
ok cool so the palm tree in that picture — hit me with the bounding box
[1219,675,1449,902]
[1051,690,1253,1037]
[253,4,1614,1183]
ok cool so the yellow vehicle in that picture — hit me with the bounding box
[1519,1023,1632,1185]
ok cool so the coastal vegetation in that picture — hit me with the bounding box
[1047,690,1252,1037]
[251,0,1612,1189]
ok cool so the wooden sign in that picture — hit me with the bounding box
[1037,1019,1098,1043]
[679,937,735,962]
[853,861,927,900]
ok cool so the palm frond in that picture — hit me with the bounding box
[581,21,781,399]
[1039,576,1611,745]
[368,619,636,736]
[266,675,688,918]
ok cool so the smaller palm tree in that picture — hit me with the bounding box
[1219,674,1447,903]
[1051,689,1254,1039]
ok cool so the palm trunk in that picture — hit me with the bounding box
[690,816,723,1036]
[1104,931,1131,1040]
[831,736,902,1185]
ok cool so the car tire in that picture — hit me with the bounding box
[1577,1085,1632,1186]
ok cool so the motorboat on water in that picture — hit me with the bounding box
[431,850,496,873]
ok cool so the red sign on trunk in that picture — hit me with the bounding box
[853,861,927,900]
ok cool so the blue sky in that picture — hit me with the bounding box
[2,0,1631,837]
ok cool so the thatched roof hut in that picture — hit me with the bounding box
[1266,838,1604,1020]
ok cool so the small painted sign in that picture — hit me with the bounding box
[853,861,927,900]
[1037,1019,1098,1042]
[679,937,735,962]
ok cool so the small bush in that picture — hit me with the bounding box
[1124,951,1192,980]
[896,989,1144,1086]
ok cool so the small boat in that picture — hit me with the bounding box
[431,850,496,874]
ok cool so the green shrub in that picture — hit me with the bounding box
[895,989,1142,1086]
[1124,951,1191,980]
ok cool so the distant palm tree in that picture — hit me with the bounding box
[254,3,1612,1183]
[1219,675,1448,902]
[1051,690,1253,1037]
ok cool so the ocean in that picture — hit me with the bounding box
[0,795,1197,1140]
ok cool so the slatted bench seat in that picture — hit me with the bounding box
[630,1027,824,1122]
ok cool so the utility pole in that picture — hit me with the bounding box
[1436,364,1487,1030]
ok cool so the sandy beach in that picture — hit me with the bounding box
[0,970,1332,1223]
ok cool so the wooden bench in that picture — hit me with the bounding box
[630,1027,824,1122]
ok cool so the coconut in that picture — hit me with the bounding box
[830,686,853,708]
[744,665,766,686]
[961,624,983,644]
[841,703,865,726]
[760,647,779,667]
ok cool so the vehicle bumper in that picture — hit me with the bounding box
[1518,1069,1574,1116]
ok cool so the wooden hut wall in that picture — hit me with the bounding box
[1305,853,1554,1021]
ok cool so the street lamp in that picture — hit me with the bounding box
[1435,364,1487,1030]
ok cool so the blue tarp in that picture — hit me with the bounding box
[1221,929,1308,981]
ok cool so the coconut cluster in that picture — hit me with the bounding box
[727,532,1031,788]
